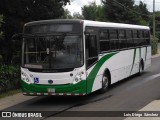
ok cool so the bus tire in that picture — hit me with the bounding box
[99,74,109,93]
[138,60,144,75]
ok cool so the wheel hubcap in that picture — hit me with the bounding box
[102,76,108,89]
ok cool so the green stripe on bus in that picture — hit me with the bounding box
[130,49,136,75]
[87,52,117,93]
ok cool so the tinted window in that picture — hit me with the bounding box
[100,30,109,40]
[144,31,150,45]
[126,30,132,38]
[100,41,110,52]
[133,30,138,38]
[86,35,98,68]
[126,30,134,47]
[99,30,110,52]
[110,29,118,39]
[138,31,143,38]
[119,30,125,39]
[87,35,97,58]
[119,30,127,49]
[137,30,144,46]
[110,40,119,50]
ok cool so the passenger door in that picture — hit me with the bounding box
[85,34,99,93]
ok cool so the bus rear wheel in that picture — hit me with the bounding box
[99,74,109,93]
[138,61,144,75]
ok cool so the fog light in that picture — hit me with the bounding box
[73,75,81,84]
[26,78,30,82]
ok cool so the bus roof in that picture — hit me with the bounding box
[25,19,149,30]
[83,20,149,30]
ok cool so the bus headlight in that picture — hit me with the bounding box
[21,72,30,84]
[73,70,85,84]
[73,74,82,84]
[73,75,82,84]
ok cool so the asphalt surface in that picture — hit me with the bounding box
[1,53,160,120]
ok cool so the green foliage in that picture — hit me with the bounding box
[61,9,83,19]
[61,9,73,19]
[82,2,97,20]
[149,11,160,54]
[134,1,150,25]
[82,2,106,21]
[151,35,158,55]
[0,15,3,39]
[102,0,149,24]
[103,0,135,23]
[72,12,84,19]
[0,65,20,93]
[0,15,4,64]
[82,0,149,25]
[155,11,160,42]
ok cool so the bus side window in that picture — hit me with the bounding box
[109,29,119,50]
[126,30,134,48]
[119,29,127,49]
[99,30,110,52]
[86,35,98,68]
[133,30,138,47]
[144,31,150,45]
[138,30,144,46]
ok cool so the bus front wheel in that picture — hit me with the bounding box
[99,74,109,93]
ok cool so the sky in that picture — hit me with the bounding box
[65,0,160,15]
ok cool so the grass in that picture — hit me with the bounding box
[0,89,21,99]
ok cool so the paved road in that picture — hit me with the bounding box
[1,56,160,120]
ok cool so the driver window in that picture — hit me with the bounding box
[86,35,98,68]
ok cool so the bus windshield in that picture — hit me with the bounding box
[23,35,83,70]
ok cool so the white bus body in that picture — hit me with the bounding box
[21,20,151,96]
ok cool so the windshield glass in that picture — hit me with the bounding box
[22,35,83,69]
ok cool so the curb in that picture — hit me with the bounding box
[0,93,35,110]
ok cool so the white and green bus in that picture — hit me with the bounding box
[20,19,151,96]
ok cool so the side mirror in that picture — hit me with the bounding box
[12,33,23,41]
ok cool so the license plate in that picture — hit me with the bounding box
[48,88,55,93]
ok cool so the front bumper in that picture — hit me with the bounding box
[21,80,87,96]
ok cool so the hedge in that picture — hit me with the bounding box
[0,65,20,93]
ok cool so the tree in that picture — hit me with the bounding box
[61,9,72,19]
[102,0,149,25]
[0,15,3,39]
[82,2,106,21]
[82,2,97,20]
[0,0,70,64]
[134,1,149,25]
[103,0,138,23]
[72,12,83,19]
[0,15,3,63]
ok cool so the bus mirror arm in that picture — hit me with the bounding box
[12,33,23,40]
